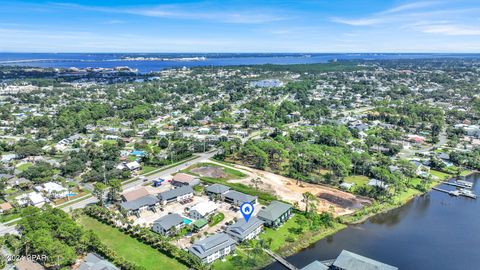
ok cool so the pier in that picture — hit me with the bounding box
[442,181,473,189]
[432,187,460,196]
[432,187,477,199]
[263,248,299,270]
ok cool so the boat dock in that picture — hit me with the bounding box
[442,181,473,189]
[263,248,298,270]
[460,188,477,199]
[432,187,477,199]
[457,180,474,188]
[433,187,460,196]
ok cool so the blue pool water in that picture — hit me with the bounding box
[67,193,77,197]
[183,218,192,225]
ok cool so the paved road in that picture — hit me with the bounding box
[0,150,219,235]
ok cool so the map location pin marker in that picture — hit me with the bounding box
[240,202,254,222]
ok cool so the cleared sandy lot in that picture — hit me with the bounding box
[210,161,371,216]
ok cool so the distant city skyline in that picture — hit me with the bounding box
[1,0,480,53]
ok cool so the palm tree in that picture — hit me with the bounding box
[302,192,315,213]
[107,179,122,203]
[251,177,262,192]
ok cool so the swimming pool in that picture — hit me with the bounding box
[67,193,77,197]
[183,218,192,225]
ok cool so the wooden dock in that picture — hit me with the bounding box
[433,187,477,199]
[442,181,472,189]
[432,187,460,196]
[263,248,299,270]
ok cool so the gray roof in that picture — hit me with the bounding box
[79,253,119,270]
[188,233,236,259]
[223,190,256,204]
[0,174,14,180]
[158,186,194,201]
[333,250,398,270]
[226,216,263,240]
[120,195,159,211]
[153,213,184,231]
[301,261,329,270]
[206,183,230,194]
[257,201,292,222]
[367,179,389,189]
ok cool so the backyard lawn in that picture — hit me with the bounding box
[430,170,451,181]
[344,175,369,190]
[77,216,187,270]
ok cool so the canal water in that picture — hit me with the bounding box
[264,173,480,270]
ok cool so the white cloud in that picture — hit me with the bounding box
[52,2,285,24]
[330,1,480,37]
[330,17,386,26]
[417,24,480,35]
[381,1,440,14]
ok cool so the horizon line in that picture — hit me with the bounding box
[1,51,480,54]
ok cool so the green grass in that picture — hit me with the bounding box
[142,156,198,177]
[184,162,247,180]
[344,175,369,190]
[0,212,22,223]
[127,156,138,162]
[140,165,158,175]
[77,216,187,270]
[260,215,302,251]
[200,176,277,204]
[430,170,451,180]
[211,247,272,270]
[460,170,474,176]
[209,212,225,227]
[16,162,33,172]
[99,140,117,146]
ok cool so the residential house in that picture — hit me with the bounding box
[223,190,257,206]
[340,182,355,190]
[122,187,150,202]
[152,213,185,236]
[411,160,431,178]
[1,153,17,163]
[79,253,119,270]
[206,184,230,197]
[301,250,398,270]
[171,173,200,187]
[257,201,292,228]
[125,161,141,171]
[407,134,426,144]
[158,186,194,205]
[301,261,329,270]
[367,179,389,190]
[120,195,160,216]
[0,202,13,213]
[189,201,217,220]
[226,216,263,242]
[34,182,68,199]
[329,250,398,270]
[188,233,236,264]
[15,192,46,207]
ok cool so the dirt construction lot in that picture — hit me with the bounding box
[210,161,371,216]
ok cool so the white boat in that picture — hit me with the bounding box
[459,188,477,199]
[456,180,473,188]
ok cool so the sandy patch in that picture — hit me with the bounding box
[210,161,371,216]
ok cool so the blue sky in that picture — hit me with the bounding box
[1,0,480,52]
